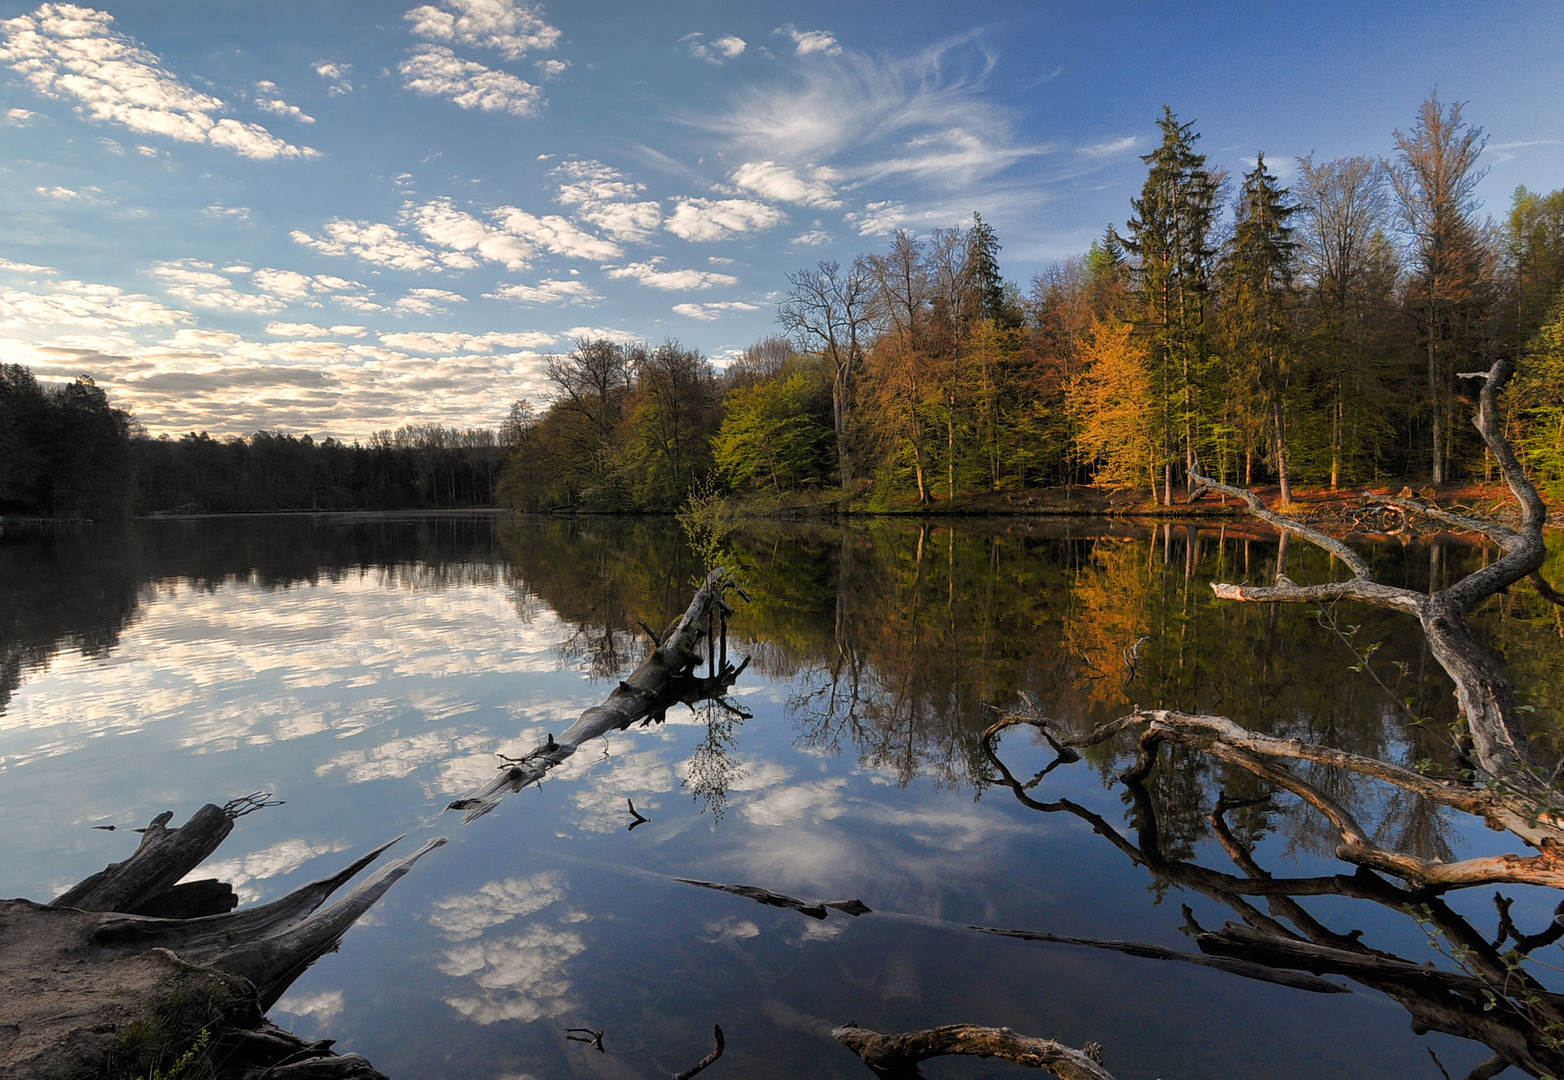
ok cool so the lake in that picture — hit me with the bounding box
[3,512,1562,1079]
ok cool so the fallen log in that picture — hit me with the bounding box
[2,800,438,1080]
[676,877,870,920]
[449,567,749,822]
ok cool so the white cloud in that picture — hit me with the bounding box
[405,0,561,60]
[672,300,758,321]
[697,37,1044,192]
[0,5,316,159]
[845,200,907,235]
[315,61,352,94]
[776,24,841,56]
[291,220,454,272]
[490,205,621,260]
[664,198,785,242]
[266,322,368,338]
[186,837,350,901]
[685,32,746,64]
[254,84,315,124]
[6,106,34,122]
[534,57,567,78]
[0,278,188,328]
[380,329,556,353]
[252,268,366,302]
[430,872,564,939]
[791,229,833,246]
[0,257,54,273]
[404,198,533,270]
[1077,136,1137,158]
[441,925,585,1025]
[553,160,661,243]
[563,325,643,346]
[484,279,598,305]
[151,260,288,313]
[400,44,543,115]
[274,990,344,1024]
[731,160,840,208]
[35,184,78,199]
[395,287,466,315]
[604,259,737,291]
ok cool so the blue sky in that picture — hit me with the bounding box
[0,0,1560,438]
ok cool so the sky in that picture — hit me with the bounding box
[0,0,1560,440]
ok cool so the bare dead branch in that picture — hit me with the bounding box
[673,1025,725,1079]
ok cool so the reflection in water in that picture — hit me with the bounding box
[3,513,1562,1076]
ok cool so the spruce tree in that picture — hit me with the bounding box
[1122,107,1219,504]
[1219,153,1299,502]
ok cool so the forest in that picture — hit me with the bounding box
[4,93,1562,518]
[500,93,1564,513]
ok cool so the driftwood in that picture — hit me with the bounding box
[449,567,750,822]
[3,800,441,1080]
[832,1023,1116,1080]
[676,877,871,920]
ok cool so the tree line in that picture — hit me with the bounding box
[7,92,1562,517]
[499,92,1564,511]
[0,363,505,517]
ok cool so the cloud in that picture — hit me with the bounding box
[6,106,34,122]
[791,229,833,246]
[266,322,368,338]
[490,205,621,260]
[273,990,344,1024]
[730,160,840,208]
[400,45,543,116]
[35,184,82,199]
[0,257,55,273]
[254,82,315,123]
[553,160,661,243]
[672,300,758,320]
[534,57,567,78]
[291,220,454,272]
[403,198,533,270]
[380,330,556,353]
[1077,136,1137,158]
[776,24,841,56]
[0,4,316,159]
[187,837,350,901]
[405,0,560,60]
[252,267,366,302]
[0,279,188,328]
[441,925,585,1025]
[604,259,737,291]
[664,197,785,242]
[315,61,352,94]
[395,287,466,315]
[695,37,1044,191]
[484,279,598,305]
[844,200,907,235]
[685,32,746,64]
[430,872,564,939]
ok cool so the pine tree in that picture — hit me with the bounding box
[1122,107,1219,504]
[1219,153,1299,503]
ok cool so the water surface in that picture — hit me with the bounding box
[2,513,1561,1079]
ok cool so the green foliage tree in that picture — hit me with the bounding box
[713,363,833,492]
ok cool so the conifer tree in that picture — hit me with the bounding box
[1122,107,1219,504]
[1219,153,1299,502]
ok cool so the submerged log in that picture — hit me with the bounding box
[450,567,750,822]
[676,877,870,920]
[832,1023,1117,1080]
[3,801,439,1080]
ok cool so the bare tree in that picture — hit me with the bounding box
[1391,93,1491,485]
[778,260,874,482]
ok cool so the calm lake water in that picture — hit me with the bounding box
[3,512,1562,1079]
